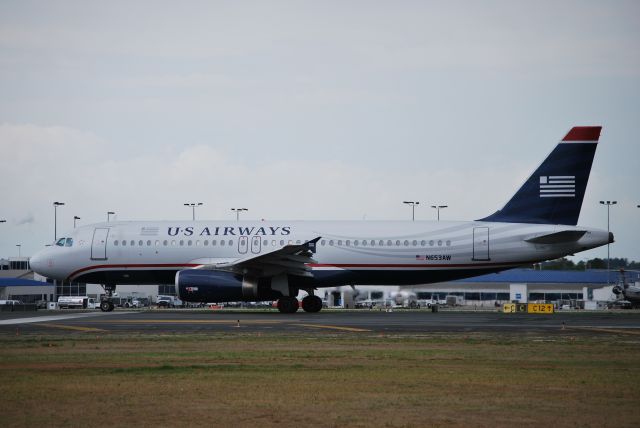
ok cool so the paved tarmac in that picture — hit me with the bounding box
[1,309,640,336]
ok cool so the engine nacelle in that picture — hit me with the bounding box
[176,269,281,303]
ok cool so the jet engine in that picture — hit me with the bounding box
[175,269,280,302]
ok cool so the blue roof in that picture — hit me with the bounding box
[0,278,53,287]
[456,268,615,284]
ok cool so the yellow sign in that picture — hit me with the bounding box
[503,303,516,313]
[527,303,554,314]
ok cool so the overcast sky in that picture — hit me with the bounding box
[1,1,638,263]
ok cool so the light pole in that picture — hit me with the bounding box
[184,202,203,221]
[53,202,65,241]
[599,200,617,284]
[16,244,21,258]
[431,205,448,221]
[231,208,248,221]
[403,201,419,221]
[74,216,81,228]
[107,211,115,222]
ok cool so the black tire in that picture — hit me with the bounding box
[277,297,299,314]
[301,295,322,313]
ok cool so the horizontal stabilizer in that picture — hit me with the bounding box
[525,230,586,244]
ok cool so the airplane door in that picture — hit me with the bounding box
[91,228,109,260]
[238,236,248,254]
[472,227,490,261]
[251,236,262,254]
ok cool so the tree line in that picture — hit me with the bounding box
[534,258,640,271]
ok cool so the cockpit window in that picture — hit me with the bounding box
[65,238,73,247]
[56,238,66,247]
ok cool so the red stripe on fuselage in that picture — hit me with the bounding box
[68,263,200,281]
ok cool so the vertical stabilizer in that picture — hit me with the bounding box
[478,126,601,225]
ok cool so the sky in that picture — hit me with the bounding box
[0,0,638,263]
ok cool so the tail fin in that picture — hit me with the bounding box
[478,126,601,225]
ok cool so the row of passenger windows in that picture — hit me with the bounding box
[113,238,452,248]
[319,239,451,247]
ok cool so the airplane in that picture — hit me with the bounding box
[30,126,612,313]
[612,269,640,308]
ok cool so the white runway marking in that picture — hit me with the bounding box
[0,311,125,325]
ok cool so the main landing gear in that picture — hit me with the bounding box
[276,295,323,313]
[100,284,116,312]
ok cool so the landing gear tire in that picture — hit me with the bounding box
[277,296,299,314]
[100,301,114,312]
[301,295,323,313]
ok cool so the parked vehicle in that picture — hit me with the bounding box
[57,296,98,309]
[156,295,182,308]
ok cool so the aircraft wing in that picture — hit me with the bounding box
[194,237,321,278]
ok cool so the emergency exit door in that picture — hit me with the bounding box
[91,228,109,260]
[472,227,490,261]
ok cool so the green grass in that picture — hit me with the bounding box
[0,332,639,427]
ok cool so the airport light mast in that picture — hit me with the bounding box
[231,208,248,221]
[403,201,419,221]
[599,200,617,284]
[16,244,21,258]
[107,211,115,222]
[431,205,448,221]
[0,219,6,223]
[53,201,65,241]
[184,202,203,221]
[74,216,81,228]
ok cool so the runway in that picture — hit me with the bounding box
[2,309,640,336]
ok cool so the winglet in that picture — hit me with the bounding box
[562,126,601,142]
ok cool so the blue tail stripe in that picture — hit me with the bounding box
[479,141,597,225]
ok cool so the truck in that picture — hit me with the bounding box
[156,295,183,308]
[445,295,464,307]
[57,296,98,309]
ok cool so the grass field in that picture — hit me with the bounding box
[1,332,639,427]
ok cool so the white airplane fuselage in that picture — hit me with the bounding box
[30,219,610,288]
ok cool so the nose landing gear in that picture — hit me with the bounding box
[100,284,116,312]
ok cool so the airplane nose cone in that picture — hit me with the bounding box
[29,251,45,274]
[609,232,615,244]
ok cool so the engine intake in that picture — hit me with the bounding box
[176,269,280,303]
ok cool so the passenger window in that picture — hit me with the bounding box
[371,240,375,246]
[272,240,276,246]
[204,240,209,246]
[122,240,127,246]
[138,240,143,246]
[179,240,184,246]
[404,240,409,246]
[446,240,451,246]
[395,240,400,246]
[65,238,73,247]
[228,240,233,246]
[329,240,334,246]
[354,240,359,246]
[155,240,160,246]
[196,240,200,246]
[220,240,225,246]
[147,240,152,246]
[379,240,384,246]
[362,240,367,246]
[163,240,168,246]
[412,240,417,246]
[263,240,268,246]
[346,240,350,246]
[296,240,301,244]
[421,240,426,246]
[171,240,176,246]
[321,240,326,246]
[429,240,434,246]
[337,240,342,246]
[438,240,443,246]
[188,240,192,246]
[212,240,216,246]
[130,240,135,246]
[114,240,119,246]
[280,240,285,246]
[387,240,392,246]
